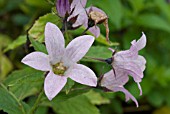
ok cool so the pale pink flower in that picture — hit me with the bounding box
[101,33,147,107]
[22,22,97,100]
[67,0,88,27]
[71,6,108,38]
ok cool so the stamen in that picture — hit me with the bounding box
[52,62,67,75]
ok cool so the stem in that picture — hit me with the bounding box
[0,83,26,114]
[83,56,106,62]
[29,90,44,114]
[82,27,90,35]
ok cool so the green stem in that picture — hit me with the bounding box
[29,90,44,114]
[0,83,26,114]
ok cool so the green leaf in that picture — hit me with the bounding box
[82,46,112,62]
[4,67,44,100]
[29,37,47,54]
[84,90,110,105]
[62,78,75,94]
[3,35,26,52]
[25,0,51,9]
[52,95,100,114]
[0,55,13,81]
[0,34,11,48]
[135,14,170,33]
[41,87,90,106]
[0,83,26,114]
[29,13,62,42]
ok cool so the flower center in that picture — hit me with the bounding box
[52,62,67,76]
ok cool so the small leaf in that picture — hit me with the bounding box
[84,90,110,105]
[0,55,13,81]
[0,83,26,114]
[62,78,75,94]
[52,95,100,114]
[29,37,47,54]
[3,35,26,52]
[4,67,44,100]
[29,13,62,42]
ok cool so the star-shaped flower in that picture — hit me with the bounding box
[101,33,147,107]
[22,22,97,100]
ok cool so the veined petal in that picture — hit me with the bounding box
[65,64,97,86]
[70,0,87,12]
[113,87,139,107]
[101,69,139,107]
[68,0,87,27]
[56,0,70,17]
[89,26,100,38]
[45,22,65,64]
[21,52,51,71]
[63,35,94,65]
[72,10,88,27]
[130,32,146,51]
[136,55,146,71]
[44,71,67,100]
[114,61,143,82]
[101,69,129,88]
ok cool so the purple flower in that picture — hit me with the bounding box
[101,33,147,107]
[70,6,109,40]
[56,0,70,17]
[22,22,97,100]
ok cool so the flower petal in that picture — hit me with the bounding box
[89,26,100,38]
[44,71,67,100]
[63,35,94,66]
[101,69,139,107]
[72,10,88,27]
[101,69,129,88]
[131,32,146,51]
[45,22,65,64]
[56,0,70,17]
[70,0,87,11]
[65,64,97,86]
[137,82,142,96]
[114,61,143,82]
[68,0,87,27]
[21,52,51,71]
[113,87,139,107]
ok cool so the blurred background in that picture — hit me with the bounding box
[1,0,170,114]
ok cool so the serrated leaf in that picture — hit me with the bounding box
[29,13,62,42]
[29,37,47,54]
[135,14,170,33]
[84,90,110,105]
[3,35,26,52]
[4,67,44,100]
[0,83,26,114]
[52,95,100,114]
